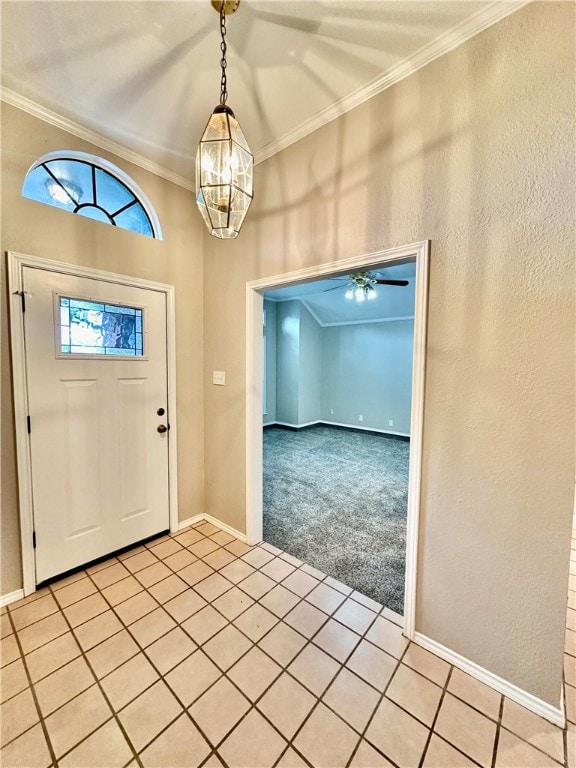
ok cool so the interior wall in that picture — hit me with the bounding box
[274,300,300,424]
[321,319,414,434]
[1,104,205,595]
[297,303,322,424]
[203,2,575,707]
[263,299,277,423]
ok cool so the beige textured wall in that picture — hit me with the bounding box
[203,2,575,706]
[1,104,205,595]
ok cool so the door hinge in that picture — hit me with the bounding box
[27,416,31,434]
[32,531,36,549]
[13,290,26,311]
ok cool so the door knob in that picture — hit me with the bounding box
[157,424,168,434]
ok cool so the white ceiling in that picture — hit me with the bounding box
[1,1,524,187]
[264,261,415,324]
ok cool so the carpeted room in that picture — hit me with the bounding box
[262,265,415,615]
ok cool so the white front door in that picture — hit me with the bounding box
[23,266,170,583]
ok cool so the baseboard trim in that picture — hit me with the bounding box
[270,421,321,431]
[1,589,25,607]
[264,420,410,440]
[414,632,565,727]
[178,514,248,544]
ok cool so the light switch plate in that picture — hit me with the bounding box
[213,371,226,385]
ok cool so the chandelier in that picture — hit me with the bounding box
[345,272,378,302]
[196,0,253,239]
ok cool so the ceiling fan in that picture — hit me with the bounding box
[325,271,409,302]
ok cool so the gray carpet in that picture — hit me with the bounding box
[263,425,409,614]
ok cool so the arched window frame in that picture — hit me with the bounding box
[22,150,163,240]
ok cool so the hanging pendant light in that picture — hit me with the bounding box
[196,0,253,239]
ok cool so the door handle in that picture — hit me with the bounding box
[157,424,169,434]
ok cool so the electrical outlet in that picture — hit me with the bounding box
[388,419,394,427]
[330,409,334,415]
[358,415,363,422]
[212,371,226,386]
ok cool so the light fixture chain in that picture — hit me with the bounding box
[219,2,228,105]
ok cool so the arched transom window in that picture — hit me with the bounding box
[22,151,163,239]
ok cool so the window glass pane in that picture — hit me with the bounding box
[58,297,144,357]
[95,168,135,213]
[44,159,95,206]
[22,165,75,211]
[77,206,111,224]
[113,204,153,237]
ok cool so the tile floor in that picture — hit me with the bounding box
[1,519,574,768]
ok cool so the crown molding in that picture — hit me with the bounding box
[253,0,530,164]
[0,87,195,192]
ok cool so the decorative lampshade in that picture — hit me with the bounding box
[196,104,253,239]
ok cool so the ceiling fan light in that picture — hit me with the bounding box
[345,287,354,300]
[367,286,377,300]
[355,287,365,302]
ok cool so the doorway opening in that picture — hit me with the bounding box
[246,242,429,638]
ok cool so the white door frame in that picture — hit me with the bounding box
[8,251,179,597]
[245,240,429,639]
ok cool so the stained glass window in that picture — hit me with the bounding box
[22,151,163,239]
[58,296,144,357]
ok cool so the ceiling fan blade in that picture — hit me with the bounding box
[322,285,345,293]
[373,279,409,286]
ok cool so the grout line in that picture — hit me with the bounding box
[417,666,455,768]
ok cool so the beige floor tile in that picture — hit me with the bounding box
[351,591,383,613]
[189,676,250,746]
[17,612,69,654]
[34,655,95,716]
[25,632,80,682]
[122,550,159,574]
[203,548,237,570]
[44,684,112,758]
[219,708,287,768]
[567,723,575,767]
[85,629,140,678]
[284,601,327,638]
[282,570,319,598]
[59,718,133,768]
[148,538,184,560]
[189,539,220,559]
[0,658,29,703]
[63,592,109,628]
[261,542,282,556]
[496,728,562,768]
[365,616,409,659]
[350,739,395,767]
[323,668,381,733]
[346,639,397,692]
[566,683,575,724]
[178,561,215,587]
[257,673,316,739]
[423,734,477,767]
[225,540,254,557]
[313,618,361,662]
[140,713,211,768]
[0,635,21,667]
[241,547,275,569]
[233,603,278,641]
[238,571,277,599]
[164,589,207,623]
[276,746,310,767]
[196,522,221,537]
[300,563,326,580]
[86,558,120,575]
[210,530,235,547]
[294,702,359,768]
[1,686,39,745]
[165,649,222,707]
[0,722,52,768]
[174,528,205,547]
[220,559,256,585]
[100,653,159,709]
[258,622,307,666]
[386,664,443,727]
[306,583,347,615]
[203,625,252,670]
[382,607,404,628]
[147,574,188,603]
[51,570,86,591]
[52,577,97,608]
[9,594,59,631]
[74,610,123,651]
[280,552,303,568]
[212,586,255,620]
[501,698,564,763]
[566,629,575,657]
[90,562,130,590]
[366,697,429,767]
[324,576,354,595]
[567,609,576,632]
[182,605,228,645]
[333,599,377,635]
[448,668,501,720]
[163,549,197,572]
[8,588,51,609]
[118,680,183,752]
[101,575,143,606]
[129,607,176,648]
[261,558,297,582]
[289,643,341,696]
[565,653,576,688]
[435,693,497,767]
[402,643,451,686]
[194,573,234,602]
[260,585,301,618]
[135,561,173,588]
[145,625,197,674]
[118,545,147,561]
[113,591,158,625]
[0,613,13,639]
[228,646,282,702]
